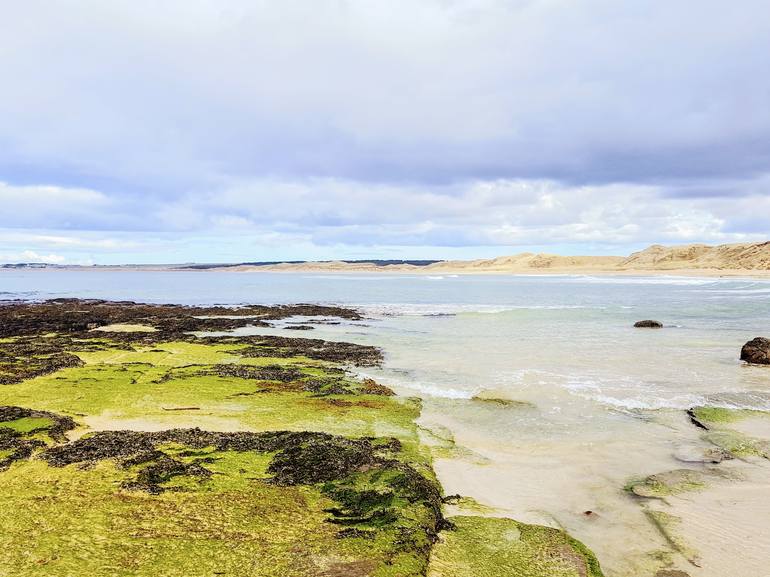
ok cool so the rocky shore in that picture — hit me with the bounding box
[0,299,602,577]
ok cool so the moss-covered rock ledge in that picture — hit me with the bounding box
[0,299,603,577]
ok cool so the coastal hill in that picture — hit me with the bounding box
[214,241,770,276]
[3,242,769,276]
[618,242,770,270]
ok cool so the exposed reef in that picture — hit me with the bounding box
[0,299,604,577]
[429,516,603,577]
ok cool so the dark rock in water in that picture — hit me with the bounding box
[285,325,314,330]
[634,320,663,328]
[656,570,691,577]
[741,337,770,365]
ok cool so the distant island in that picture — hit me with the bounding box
[3,242,770,276]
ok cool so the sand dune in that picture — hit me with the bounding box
[221,242,770,276]
[619,242,770,270]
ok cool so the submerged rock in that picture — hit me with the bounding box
[686,406,770,459]
[627,469,708,498]
[740,337,770,365]
[703,430,770,459]
[643,508,701,568]
[470,389,535,408]
[634,320,663,328]
[673,444,732,464]
[428,515,604,577]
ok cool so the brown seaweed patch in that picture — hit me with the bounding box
[120,452,214,494]
[0,337,86,385]
[359,378,396,396]
[0,299,363,339]
[204,364,305,382]
[236,336,382,367]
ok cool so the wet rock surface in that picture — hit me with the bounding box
[741,337,770,365]
[0,299,605,576]
[359,378,396,396]
[0,300,382,389]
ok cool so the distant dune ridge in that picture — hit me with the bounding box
[216,242,770,276]
[3,242,769,276]
[618,242,770,270]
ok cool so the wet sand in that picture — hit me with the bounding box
[418,401,770,577]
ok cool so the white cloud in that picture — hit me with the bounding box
[0,1,768,262]
[0,250,66,264]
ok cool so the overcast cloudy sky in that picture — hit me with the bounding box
[1,0,769,264]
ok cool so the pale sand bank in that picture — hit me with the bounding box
[214,242,770,278]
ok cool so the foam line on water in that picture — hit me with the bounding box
[357,303,602,317]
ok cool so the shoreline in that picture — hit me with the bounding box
[3,266,770,279]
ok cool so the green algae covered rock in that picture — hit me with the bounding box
[626,469,708,499]
[429,516,603,577]
[687,406,770,459]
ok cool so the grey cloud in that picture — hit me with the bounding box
[1,0,769,190]
[0,1,769,262]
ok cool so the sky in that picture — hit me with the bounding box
[0,0,769,265]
